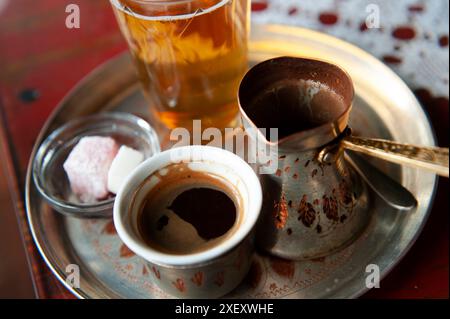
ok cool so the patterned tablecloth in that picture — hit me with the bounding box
[252,0,449,97]
[0,0,448,299]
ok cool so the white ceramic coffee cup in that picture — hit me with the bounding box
[114,145,262,298]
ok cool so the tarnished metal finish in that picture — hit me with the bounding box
[143,237,253,299]
[25,25,437,299]
[238,57,371,260]
[254,145,371,260]
[342,135,449,177]
[345,152,417,211]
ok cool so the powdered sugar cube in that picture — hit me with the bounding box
[63,136,119,203]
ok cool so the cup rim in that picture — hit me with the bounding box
[113,0,214,5]
[110,0,230,21]
[113,145,262,267]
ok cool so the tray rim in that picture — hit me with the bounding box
[25,24,438,299]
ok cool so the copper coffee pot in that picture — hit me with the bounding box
[238,57,449,260]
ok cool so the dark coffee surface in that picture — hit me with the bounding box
[136,163,242,255]
[246,80,347,140]
[168,187,236,240]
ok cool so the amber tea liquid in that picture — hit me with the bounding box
[111,0,250,130]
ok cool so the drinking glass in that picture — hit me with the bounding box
[111,0,250,130]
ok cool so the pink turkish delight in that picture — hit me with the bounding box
[63,136,119,203]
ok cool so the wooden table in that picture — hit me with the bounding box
[0,0,447,299]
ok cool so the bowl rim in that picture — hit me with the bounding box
[32,112,161,216]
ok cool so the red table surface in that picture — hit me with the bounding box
[0,0,447,299]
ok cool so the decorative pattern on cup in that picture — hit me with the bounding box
[214,271,225,287]
[191,271,204,287]
[172,278,185,293]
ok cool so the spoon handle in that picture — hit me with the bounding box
[345,151,417,210]
[342,136,449,177]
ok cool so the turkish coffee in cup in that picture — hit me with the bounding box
[135,163,244,255]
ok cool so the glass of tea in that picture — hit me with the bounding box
[110,0,251,130]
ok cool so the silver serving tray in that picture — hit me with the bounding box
[26,25,437,299]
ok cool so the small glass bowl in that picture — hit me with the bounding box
[32,112,161,218]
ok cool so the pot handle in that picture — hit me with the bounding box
[318,128,449,177]
[341,135,449,177]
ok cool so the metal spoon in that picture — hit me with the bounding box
[345,151,417,210]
